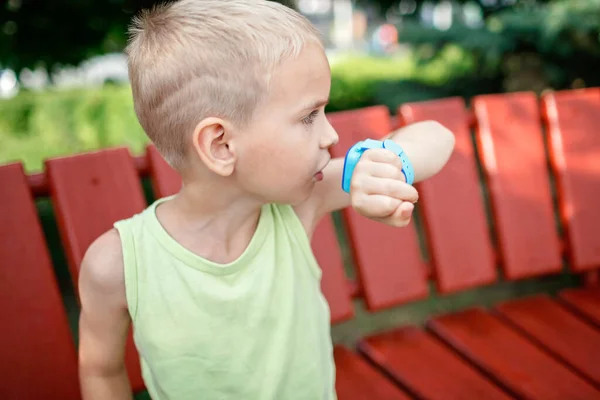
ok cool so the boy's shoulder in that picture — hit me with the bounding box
[79,228,127,308]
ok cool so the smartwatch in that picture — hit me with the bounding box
[341,138,414,193]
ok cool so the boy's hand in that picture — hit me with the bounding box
[349,148,419,228]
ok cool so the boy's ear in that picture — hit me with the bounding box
[192,117,236,176]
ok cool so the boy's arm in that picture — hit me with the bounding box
[296,120,455,234]
[78,229,133,400]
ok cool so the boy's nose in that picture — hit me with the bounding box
[320,122,339,149]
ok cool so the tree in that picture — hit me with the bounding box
[0,0,295,72]
[395,0,600,92]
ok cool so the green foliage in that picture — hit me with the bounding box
[0,86,148,171]
[397,0,600,92]
[0,0,295,72]
[328,45,478,111]
[1,50,480,171]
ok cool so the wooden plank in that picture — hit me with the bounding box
[472,92,562,279]
[542,89,600,271]
[327,106,428,311]
[399,98,496,293]
[311,215,354,324]
[358,326,511,400]
[0,163,80,400]
[496,295,600,387]
[46,148,148,285]
[559,288,600,328]
[45,148,147,393]
[429,308,600,399]
[334,346,411,400]
[147,144,182,199]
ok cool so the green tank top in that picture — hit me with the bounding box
[114,198,336,400]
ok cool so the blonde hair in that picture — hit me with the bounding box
[125,0,323,169]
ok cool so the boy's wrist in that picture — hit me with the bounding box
[341,139,414,193]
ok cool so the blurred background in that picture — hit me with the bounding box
[1,0,599,171]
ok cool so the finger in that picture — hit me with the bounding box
[352,193,402,218]
[376,201,414,227]
[358,160,405,181]
[360,177,419,203]
[397,201,415,219]
[362,148,404,172]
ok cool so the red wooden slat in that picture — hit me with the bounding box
[473,93,562,279]
[429,308,600,400]
[45,148,147,393]
[327,106,428,311]
[311,216,354,324]
[23,154,152,199]
[27,172,48,197]
[46,148,147,283]
[328,106,393,140]
[359,327,511,400]
[542,89,600,271]
[399,98,496,293]
[496,295,600,386]
[147,145,182,199]
[559,288,600,327]
[0,163,80,400]
[333,346,411,400]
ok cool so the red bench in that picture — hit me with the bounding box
[1,88,599,399]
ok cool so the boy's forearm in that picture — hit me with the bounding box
[299,120,455,227]
[80,370,133,400]
[387,120,455,183]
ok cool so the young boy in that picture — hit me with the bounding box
[77,1,455,399]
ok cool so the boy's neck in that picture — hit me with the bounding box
[155,179,264,264]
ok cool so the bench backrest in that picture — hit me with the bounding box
[322,88,600,315]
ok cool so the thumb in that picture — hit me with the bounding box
[396,201,414,219]
[376,201,414,227]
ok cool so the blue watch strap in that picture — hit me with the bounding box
[341,139,414,193]
[382,139,415,185]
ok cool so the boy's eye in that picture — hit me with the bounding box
[302,110,319,126]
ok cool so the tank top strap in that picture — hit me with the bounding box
[113,196,172,321]
[114,216,140,322]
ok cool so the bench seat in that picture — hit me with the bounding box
[495,294,600,387]
[559,287,600,328]
[428,308,599,399]
[359,326,511,400]
[334,346,411,400]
